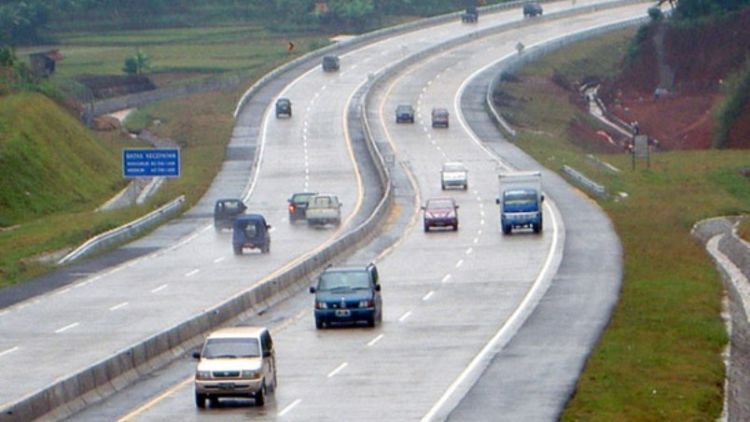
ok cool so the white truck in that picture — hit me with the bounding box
[495,171,544,234]
[305,194,342,227]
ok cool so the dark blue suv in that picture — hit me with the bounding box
[309,264,382,329]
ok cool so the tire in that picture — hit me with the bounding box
[502,224,512,235]
[262,244,269,254]
[233,245,242,255]
[441,182,446,190]
[195,393,206,409]
[209,396,220,408]
[255,384,265,407]
[424,223,430,232]
[463,183,468,191]
[533,220,543,234]
[453,223,459,231]
[366,314,376,327]
[315,317,323,329]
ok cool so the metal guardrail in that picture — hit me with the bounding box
[562,165,607,198]
[57,195,186,265]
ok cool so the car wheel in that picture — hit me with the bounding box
[502,224,512,235]
[441,183,446,190]
[463,183,468,190]
[366,314,376,327]
[233,245,242,255]
[533,221,543,233]
[209,396,220,408]
[255,384,265,407]
[424,223,430,232]
[315,317,324,329]
[195,393,206,409]
[453,223,459,231]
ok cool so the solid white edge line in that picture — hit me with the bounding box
[367,334,385,347]
[279,398,302,417]
[327,362,348,378]
[55,322,79,334]
[0,346,19,358]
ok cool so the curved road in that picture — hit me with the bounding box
[66,2,642,421]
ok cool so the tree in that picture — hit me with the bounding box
[122,48,151,75]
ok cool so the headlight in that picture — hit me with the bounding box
[316,301,328,309]
[359,300,372,308]
[195,370,211,380]
[241,370,260,379]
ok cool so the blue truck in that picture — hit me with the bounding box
[495,171,544,234]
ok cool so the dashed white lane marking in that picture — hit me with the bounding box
[477,196,482,202]
[422,291,435,301]
[480,210,485,217]
[478,229,483,235]
[185,269,199,277]
[327,362,348,378]
[279,399,302,417]
[109,302,129,311]
[151,284,168,293]
[480,219,485,225]
[456,259,464,268]
[0,346,19,358]
[478,202,484,208]
[473,238,479,245]
[213,257,225,264]
[442,274,452,283]
[399,311,413,323]
[55,288,71,296]
[466,248,473,255]
[367,334,385,347]
[473,190,479,195]
[55,322,79,334]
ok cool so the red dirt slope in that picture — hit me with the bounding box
[600,9,750,150]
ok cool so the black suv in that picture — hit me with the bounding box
[213,198,247,232]
[287,191,317,222]
[523,2,543,17]
[309,263,382,329]
[275,98,292,118]
[395,104,415,123]
[322,55,340,72]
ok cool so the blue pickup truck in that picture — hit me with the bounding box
[496,171,544,234]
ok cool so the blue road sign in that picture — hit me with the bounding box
[123,148,180,178]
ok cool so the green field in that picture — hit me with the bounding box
[493,28,743,420]
[1,24,330,287]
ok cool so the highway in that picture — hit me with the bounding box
[58,2,641,421]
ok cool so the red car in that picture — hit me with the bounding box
[422,197,459,232]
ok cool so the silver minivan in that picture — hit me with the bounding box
[193,326,277,408]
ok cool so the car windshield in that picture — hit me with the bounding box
[203,338,260,359]
[218,201,243,212]
[504,190,537,205]
[318,271,370,291]
[311,196,333,207]
[433,109,448,117]
[397,106,412,113]
[293,193,315,204]
[443,163,465,172]
[427,199,454,210]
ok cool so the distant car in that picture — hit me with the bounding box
[287,191,317,222]
[275,98,292,118]
[431,108,449,128]
[193,326,277,408]
[395,104,415,123]
[309,263,382,328]
[322,55,340,72]
[214,199,247,232]
[305,194,343,227]
[422,197,459,232]
[441,162,468,190]
[523,2,543,17]
[461,6,478,23]
[232,214,271,255]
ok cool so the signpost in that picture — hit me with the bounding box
[122,148,180,178]
[631,134,649,170]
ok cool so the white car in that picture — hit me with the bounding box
[194,326,277,408]
[441,162,468,190]
[305,193,343,226]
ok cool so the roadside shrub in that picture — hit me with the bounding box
[648,6,664,21]
[712,56,750,148]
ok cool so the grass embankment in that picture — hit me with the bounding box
[1,26,328,288]
[0,93,146,285]
[738,216,750,241]
[494,29,745,420]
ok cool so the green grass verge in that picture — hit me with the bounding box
[738,216,750,242]
[494,28,739,420]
